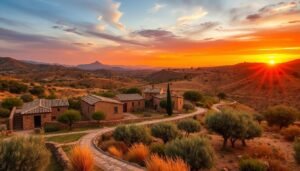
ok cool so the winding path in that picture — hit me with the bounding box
[78,107,207,171]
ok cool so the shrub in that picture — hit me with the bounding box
[123,87,141,94]
[247,144,286,161]
[280,125,300,141]
[239,159,267,171]
[20,94,34,102]
[57,110,81,130]
[68,97,81,110]
[151,123,180,143]
[44,124,60,132]
[34,128,43,134]
[0,136,50,171]
[164,137,215,170]
[294,138,300,164]
[1,97,23,110]
[205,109,262,148]
[159,100,167,109]
[177,119,201,135]
[70,145,94,171]
[127,143,149,166]
[217,92,227,100]
[254,113,265,124]
[100,139,128,152]
[29,86,45,97]
[108,146,123,158]
[267,159,289,171]
[97,91,116,98]
[0,108,10,118]
[113,125,151,145]
[264,105,299,129]
[8,81,28,94]
[92,111,106,123]
[183,91,202,103]
[146,154,190,171]
[150,143,165,156]
[183,103,194,112]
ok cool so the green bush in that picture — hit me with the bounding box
[0,136,50,171]
[113,125,151,145]
[44,124,60,132]
[1,97,23,110]
[183,91,202,102]
[92,111,106,122]
[264,105,299,129]
[294,138,300,164]
[150,143,165,156]
[159,100,167,109]
[254,113,264,124]
[151,123,180,143]
[29,86,45,97]
[7,81,28,94]
[165,137,215,170]
[205,109,262,148]
[68,97,81,110]
[20,94,34,102]
[177,119,201,135]
[57,110,81,130]
[0,108,10,118]
[239,159,267,171]
[120,87,141,94]
[97,91,116,98]
[183,103,195,112]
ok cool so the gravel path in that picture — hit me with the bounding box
[78,107,207,171]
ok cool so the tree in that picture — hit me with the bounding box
[57,110,81,130]
[205,109,262,148]
[29,86,45,97]
[92,111,106,124]
[217,92,227,101]
[183,91,202,103]
[8,81,28,94]
[0,108,10,118]
[159,100,167,109]
[1,97,23,110]
[20,94,34,102]
[125,87,142,94]
[177,119,201,136]
[166,83,173,116]
[151,123,180,143]
[183,103,195,112]
[264,105,299,129]
[68,98,81,110]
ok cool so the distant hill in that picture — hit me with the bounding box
[77,61,126,71]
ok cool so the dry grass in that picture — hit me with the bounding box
[246,143,286,161]
[108,146,123,158]
[126,143,149,165]
[280,125,300,141]
[146,154,190,171]
[267,159,289,171]
[69,145,94,171]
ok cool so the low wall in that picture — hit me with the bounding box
[46,142,71,171]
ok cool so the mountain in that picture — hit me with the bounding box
[77,61,126,71]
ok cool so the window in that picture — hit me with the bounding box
[114,106,118,114]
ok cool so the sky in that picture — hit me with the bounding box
[0,0,300,67]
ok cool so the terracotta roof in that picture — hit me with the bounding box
[82,94,122,105]
[116,94,144,101]
[154,94,183,99]
[143,87,163,94]
[16,99,69,115]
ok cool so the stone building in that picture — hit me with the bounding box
[153,94,184,113]
[10,99,69,130]
[115,94,145,112]
[81,94,123,120]
[142,86,164,101]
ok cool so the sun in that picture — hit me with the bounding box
[268,59,276,66]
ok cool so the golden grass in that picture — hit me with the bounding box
[69,145,94,171]
[280,125,300,141]
[247,144,286,161]
[108,146,123,158]
[146,154,190,171]
[126,143,149,165]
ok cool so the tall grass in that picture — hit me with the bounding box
[127,143,149,166]
[146,154,190,171]
[108,146,123,158]
[70,145,94,171]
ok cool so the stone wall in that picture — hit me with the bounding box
[46,142,71,171]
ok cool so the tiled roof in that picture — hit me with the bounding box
[82,94,122,105]
[143,87,163,94]
[116,94,144,101]
[16,99,69,115]
[154,94,183,99]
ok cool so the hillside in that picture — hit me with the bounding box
[150,60,300,111]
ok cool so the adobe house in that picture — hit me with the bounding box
[115,94,145,112]
[81,94,123,120]
[10,99,69,130]
[153,94,184,113]
[142,85,164,101]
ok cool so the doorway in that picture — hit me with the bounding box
[123,103,127,113]
[34,115,41,128]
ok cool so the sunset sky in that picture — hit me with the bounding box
[0,0,300,67]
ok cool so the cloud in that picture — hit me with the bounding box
[149,3,166,13]
[98,0,125,31]
[178,22,219,36]
[0,17,27,27]
[177,8,207,25]
[134,29,175,39]
[52,25,82,35]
